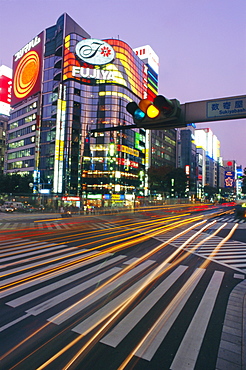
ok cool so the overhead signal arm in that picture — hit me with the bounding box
[126,95,186,129]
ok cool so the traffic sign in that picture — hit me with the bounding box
[207,97,246,119]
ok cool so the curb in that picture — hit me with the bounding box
[216,279,246,369]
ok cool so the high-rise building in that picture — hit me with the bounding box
[177,125,197,196]
[195,128,220,188]
[6,13,160,207]
[134,45,177,190]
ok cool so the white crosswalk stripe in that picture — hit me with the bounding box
[48,259,155,324]
[215,216,246,225]
[100,265,188,348]
[170,270,224,369]
[155,227,246,273]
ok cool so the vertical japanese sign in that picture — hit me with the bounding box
[53,85,66,194]
[224,171,235,188]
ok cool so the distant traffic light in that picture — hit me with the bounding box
[126,95,186,129]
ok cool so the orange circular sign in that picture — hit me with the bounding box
[13,51,40,99]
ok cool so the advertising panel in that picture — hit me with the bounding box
[224,171,235,188]
[63,36,146,98]
[0,66,12,115]
[11,32,44,106]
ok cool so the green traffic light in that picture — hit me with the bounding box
[134,108,146,121]
[126,101,146,122]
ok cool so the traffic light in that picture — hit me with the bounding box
[126,95,186,129]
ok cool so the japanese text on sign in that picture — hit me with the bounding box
[207,97,246,119]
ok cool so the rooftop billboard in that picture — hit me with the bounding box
[11,32,44,106]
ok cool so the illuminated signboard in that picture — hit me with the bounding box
[75,39,115,65]
[0,65,12,115]
[117,145,139,157]
[87,194,102,199]
[62,196,81,201]
[53,87,66,194]
[185,165,190,175]
[63,35,146,98]
[117,158,139,168]
[224,171,235,188]
[11,32,44,106]
[134,45,159,101]
[112,194,124,200]
[72,66,117,80]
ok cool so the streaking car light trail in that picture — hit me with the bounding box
[117,223,239,370]
[38,221,238,369]
[35,220,208,370]
[0,214,205,290]
[1,219,206,365]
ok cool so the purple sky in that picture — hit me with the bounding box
[1,0,246,168]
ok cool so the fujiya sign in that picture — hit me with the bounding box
[75,39,115,65]
[72,66,117,80]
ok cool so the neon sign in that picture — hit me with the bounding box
[72,66,117,80]
[75,39,115,65]
[224,171,235,188]
[12,32,43,106]
[117,145,139,157]
[62,196,80,201]
[13,51,40,99]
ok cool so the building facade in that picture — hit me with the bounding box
[134,46,177,184]
[6,13,160,207]
[177,125,197,196]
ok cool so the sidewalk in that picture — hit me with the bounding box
[216,279,246,369]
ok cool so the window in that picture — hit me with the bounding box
[74,88,80,96]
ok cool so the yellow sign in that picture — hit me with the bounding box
[117,145,139,157]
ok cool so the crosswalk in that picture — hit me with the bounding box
[214,215,246,226]
[0,221,116,231]
[155,226,246,273]
[0,237,244,369]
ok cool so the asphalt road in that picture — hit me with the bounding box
[0,205,245,369]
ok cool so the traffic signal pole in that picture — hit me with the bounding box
[89,94,246,133]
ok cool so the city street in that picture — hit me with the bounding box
[1,3,245,370]
[0,204,245,369]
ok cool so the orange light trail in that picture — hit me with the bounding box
[116,225,239,369]
[0,213,205,290]
[42,221,239,369]
[1,218,206,365]
[35,220,208,370]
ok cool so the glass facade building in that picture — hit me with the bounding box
[6,13,154,206]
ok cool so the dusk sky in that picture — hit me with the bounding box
[1,0,245,168]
